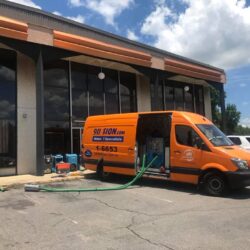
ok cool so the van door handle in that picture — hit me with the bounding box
[174,150,181,154]
[128,147,134,151]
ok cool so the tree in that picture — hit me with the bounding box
[210,87,241,134]
[225,104,241,134]
[235,125,250,135]
[210,87,222,128]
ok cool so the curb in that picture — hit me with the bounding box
[0,170,95,190]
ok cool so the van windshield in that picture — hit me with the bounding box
[196,124,234,147]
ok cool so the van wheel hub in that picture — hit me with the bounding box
[203,172,227,196]
[209,177,222,191]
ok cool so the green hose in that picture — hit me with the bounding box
[25,155,158,192]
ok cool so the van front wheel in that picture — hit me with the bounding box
[204,172,227,196]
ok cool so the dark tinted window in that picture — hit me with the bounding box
[195,85,204,115]
[176,125,202,148]
[246,137,250,143]
[88,66,103,92]
[0,49,17,169]
[175,87,184,110]
[71,63,88,121]
[44,61,70,154]
[184,86,194,112]
[104,69,119,114]
[120,71,137,112]
[165,86,174,110]
[228,137,242,145]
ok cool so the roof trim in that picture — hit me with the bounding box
[0,15,27,40]
[53,30,152,67]
[0,0,225,74]
[165,58,226,83]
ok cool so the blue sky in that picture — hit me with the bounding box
[7,0,250,126]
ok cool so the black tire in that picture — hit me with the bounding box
[203,172,227,196]
[70,164,77,172]
[96,159,111,181]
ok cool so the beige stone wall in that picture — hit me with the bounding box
[204,87,212,120]
[17,53,37,175]
[136,75,151,112]
[28,25,53,46]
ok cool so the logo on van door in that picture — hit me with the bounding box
[183,149,194,162]
[92,128,125,142]
[84,150,92,157]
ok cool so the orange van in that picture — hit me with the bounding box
[82,111,250,196]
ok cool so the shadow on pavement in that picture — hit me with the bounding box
[83,172,250,199]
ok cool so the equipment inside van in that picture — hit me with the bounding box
[82,111,250,196]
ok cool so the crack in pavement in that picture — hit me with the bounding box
[84,197,152,217]
[126,215,175,250]
[84,197,250,219]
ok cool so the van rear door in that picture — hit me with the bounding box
[83,116,138,176]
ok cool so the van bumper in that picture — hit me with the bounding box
[226,170,250,189]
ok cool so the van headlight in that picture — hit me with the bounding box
[231,158,248,170]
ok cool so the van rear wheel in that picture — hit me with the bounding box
[204,172,227,196]
[96,159,111,181]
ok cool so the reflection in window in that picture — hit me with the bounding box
[0,49,16,169]
[120,71,137,113]
[44,61,70,154]
[184,86,194,112]
[175,87,184,111]
[104,69,119,114]
[71,63,88,121]
[44,60,137,154]
[165,85,174,110]
[175,125,202,148]
[195,86,204,115]
[161,80,204,114]
[88,66,104,115]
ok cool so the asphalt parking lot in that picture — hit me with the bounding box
[1,174,250,250]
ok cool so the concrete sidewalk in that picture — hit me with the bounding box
[0,171,93,189]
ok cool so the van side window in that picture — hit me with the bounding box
[175,125,202,148]
[228,137,241,145]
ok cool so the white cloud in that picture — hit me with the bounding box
[53,11,62,16]
[53,11,85,23]
[0,66,15,81]
[240,117,250,127]
[127,29,139,41]
[141,0,250,69]
[7,0,41,9]
[68,0,134,26]
[67,15,85,23]
[240,83,247,87]
[0,100,15,119]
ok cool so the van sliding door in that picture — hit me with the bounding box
[136,113,171,175]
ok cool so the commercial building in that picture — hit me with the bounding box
[0,1,226,176]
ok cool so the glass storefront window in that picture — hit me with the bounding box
[165,85,174,110]
[44,61,137,154]
[44,61,70,154]
[120,71,137,112]
[0,49,16,169]
[195,85,204,115]
[71,63,88,121]
[88,65,104,115]
[104,69,119,114]
[184,85,194,112]
[162,80,203,114]
[175,87,184,111]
